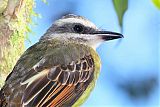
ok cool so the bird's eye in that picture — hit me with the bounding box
[73,25,84,33]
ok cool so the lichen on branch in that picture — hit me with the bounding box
[0,0,35,88]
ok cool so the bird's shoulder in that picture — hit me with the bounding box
[5,39,98,84]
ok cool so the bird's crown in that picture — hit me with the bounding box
[40,14,123,49]
[53,14,97,30]
[61,14,84,19]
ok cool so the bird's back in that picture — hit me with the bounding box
[0,39,101,107]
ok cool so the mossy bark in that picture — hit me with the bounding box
[0,0,34,88]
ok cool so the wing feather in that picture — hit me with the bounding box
[21,54,94,107]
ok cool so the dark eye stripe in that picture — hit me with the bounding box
[73,24,84,33]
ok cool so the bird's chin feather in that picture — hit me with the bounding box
[87,42,102,50]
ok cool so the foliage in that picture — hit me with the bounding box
[152,0,160,9]
[41,0,48,5]
[112,0,128,32]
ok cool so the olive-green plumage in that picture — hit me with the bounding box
[0,14,123,107]
[0,39,100,107]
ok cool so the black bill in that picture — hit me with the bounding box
[92,31,124,41]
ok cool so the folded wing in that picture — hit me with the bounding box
[21,54,94,107]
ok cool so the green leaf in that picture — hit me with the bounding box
[112,0,128,29]
[41,0,48,5]
[152,0,160,9]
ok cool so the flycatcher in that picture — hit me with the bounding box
[0,14,123,107]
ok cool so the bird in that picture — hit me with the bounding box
[0,14,123,107]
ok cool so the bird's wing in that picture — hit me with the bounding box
[21,55,94,107]
[9,40,95,107]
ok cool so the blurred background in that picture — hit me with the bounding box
[25,0,159,107]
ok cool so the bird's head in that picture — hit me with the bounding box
[40,14,123,49]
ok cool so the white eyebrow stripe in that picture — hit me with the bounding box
[54,18,97,29]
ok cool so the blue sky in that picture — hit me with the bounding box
[25,0,159,106]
